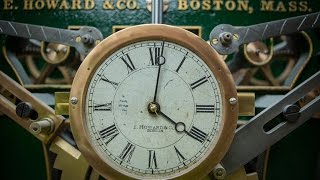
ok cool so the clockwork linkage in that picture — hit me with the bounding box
[210,11,320,55]
[0,11,319,180]
[0,20,103,56]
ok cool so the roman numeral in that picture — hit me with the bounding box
[149,47,161,65]
[190,76,209,90]
[176,53,187,72]
[148,150,158,170]
[94,102,112,111]
[99,124,119,145]
[121,54,136,72]
[196,105,215,113]
[174,146,186,163]
[149,41,165,66]
[119,142,135,164]
[188,126,208,143]
[101,75,118,89]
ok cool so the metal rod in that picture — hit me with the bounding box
[152,0,163,24]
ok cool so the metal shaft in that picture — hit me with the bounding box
[152,0,163,24]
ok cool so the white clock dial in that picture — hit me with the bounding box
[85,40,222,178]
[70,24,238,180]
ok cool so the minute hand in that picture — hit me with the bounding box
[0,20,103,55]
[210,12,320,55]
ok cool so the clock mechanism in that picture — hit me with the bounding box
[0,1,320,180]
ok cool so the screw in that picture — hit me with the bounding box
[229,97,237,105]
[282,105,300,123]
[233,33,239,40]
[211,38,219,45]
[70,97,78,105]
[16,102,38,119]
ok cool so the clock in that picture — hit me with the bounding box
[69,24,238,179]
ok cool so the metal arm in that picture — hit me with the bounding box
[222,70,320,174]
[210,12,320,55]
[0,20,103,55]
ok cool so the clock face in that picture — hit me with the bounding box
[85,40,222,178]
[70,24,238,179]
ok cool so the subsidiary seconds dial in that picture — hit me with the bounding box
[70,25,238,179]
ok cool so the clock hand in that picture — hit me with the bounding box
[209,11,320,55]
[158,111,186,133]
[153,41,166,102]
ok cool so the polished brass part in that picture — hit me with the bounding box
[0,85,16,116]
[70,24,238,179]
[112,25,203,37]
[233,33,239,41]
[41,42,70,64]
[55,92,70,115]
[237,93,255,116]
[237,31,313,91]
[42,143,52,180]
[225,166,259,180]
[0,71,63,143]
[299,86,320,119]
[50,136,90,180]
[29,118,54,135]
[147,0,169,12]
[4,25,81,87]
[25,55,74,84]
[244,40,273,66]
[211,38,219,45]
[25,84,71,89]
[149,103,158,113]
[213,163,226,179]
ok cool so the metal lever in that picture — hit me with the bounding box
[0,71,64,143]
[222,70,320,174]
[0,20,103,55]
[210,12,320,54]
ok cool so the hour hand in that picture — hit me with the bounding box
[209,11,320,55]
[0,20,103,55]
[158,111,186,133]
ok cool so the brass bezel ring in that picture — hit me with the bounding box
[70,24,238,180]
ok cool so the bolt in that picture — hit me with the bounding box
[211,38,219,45]
[70,97,78,105]
[81,34,94,45]
[229,97,237,105]
[16,102,38,120]
[213,164,226,179]
[219,32,233,46]
[283,105,300,123]
[29,118,54,135]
